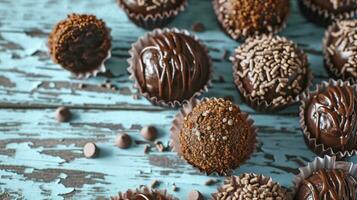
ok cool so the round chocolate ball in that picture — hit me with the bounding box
[324,20,357,81]
[213,0,290,40]
[305,85,357,152]
[301,0,357,20]
[178,98,256,175]
[295,169,357,200]
[232,35,310,111]
[48,14,111,75]
[115,133,132,149]
[55,106,72,122]
[213,173,289,200]
[118,0,185,16]
[141,125,158,141]
[131,30,211,105]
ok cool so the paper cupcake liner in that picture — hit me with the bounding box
[212,173,291,200]
[300,0,357,26]
[323,21,357,83]
[169,97,258,176]
[117,0,187,30]
[231,37,313,113]
[299,79,357,159]
[212,0,289,41]
[293,155,357,195]
[110,186,178,200]
[127,28,213,108]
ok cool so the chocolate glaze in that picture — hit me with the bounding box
[296,169,357,200]
[306,86,357,152]
[133,31,210,103]
[119,0,185,15]
[309,0,357,14]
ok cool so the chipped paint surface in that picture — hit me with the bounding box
[0,0,356,199]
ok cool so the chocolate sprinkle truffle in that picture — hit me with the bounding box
[232,35,310,112]
[118,0,187,29]
[111,187,177,200]
[304,85,357,153]
[177,98,256,175]
[129,29,211,107]
[213,173,289,200]
[213,0,290,40]
[300,0,357,25]
[48,14,111,77]
[295,169,357,200]
[324,19,357,81]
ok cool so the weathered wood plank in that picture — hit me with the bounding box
[0,0,327,111]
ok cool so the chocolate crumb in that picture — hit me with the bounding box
[144,144,150,154]
[188,190,204,200]
[155,141,165,152]
[150,180,160,188]
[141,125,158,141]
[133,94,141,100]
[115,133,132,149]
[221,49,229,61]
[192,22,205,32]
[78,83,85,89]
[172,184,179,192]
[205,179,218,186]
[83,142,99,158]
[55,106,71,122]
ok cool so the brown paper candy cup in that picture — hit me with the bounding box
[117,0,187,30]
[169,97,257,176]
[293,155,357,195]
[299,79,357,159]
[127,28,213,108]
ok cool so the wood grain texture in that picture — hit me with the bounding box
[0,0,356,199]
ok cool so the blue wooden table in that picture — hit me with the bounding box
[0,0,356,199]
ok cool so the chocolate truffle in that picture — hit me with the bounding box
[117,0,187,29]
[48,14,111,76]
[213,173,289,200]
[129,29,211,107]
[324,20,357,81]
[178,98,256,175]
[300,0,357,25]
[305,85,357,152]
[212,0,290,40]
[232,35,310,112]
[115,133,132,149]
[295,169,357,200]
[55,106,71,122]
[111,187,177,200]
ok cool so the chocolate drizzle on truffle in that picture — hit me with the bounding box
[324,20,357,80]
[232,35,309,110]
[296,169,357,200]
[132,30,211,104]
[213,0,290,40]
[306,85,357,152]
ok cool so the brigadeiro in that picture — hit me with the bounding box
[300,79,357,158]
[170,98,257,175]
[212,0,290,40]
[324,19,357,81]
[212,173,289,200]
[299,0,357,26]
[128,29,212,107]
[294,156,357,200]
[48,14,111,78]
[110,186,178,200]
[232,34,312,112]
[117,0,187,30]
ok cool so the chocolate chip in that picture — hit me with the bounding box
[115,133,132,149]
[83,142,98,158]
[140,125,158,141]
[188,190,204,200]
[144,145,150,154]
[192,22,205,32]
[55,106,71,122]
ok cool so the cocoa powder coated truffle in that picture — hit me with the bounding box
[178,98,255,175]
[295,169,357,200]
[232,35,310,111]
[213,0,290,40]
[132,31,211,105]
[48,14,111,75]
[324,20,357,80]
[305,85,357,152]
